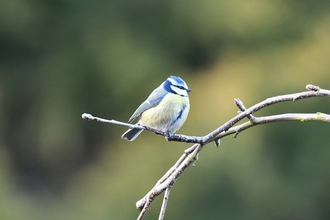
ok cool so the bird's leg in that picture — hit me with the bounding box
[165,130,173,141]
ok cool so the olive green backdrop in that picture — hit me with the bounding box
[1,0,330,219]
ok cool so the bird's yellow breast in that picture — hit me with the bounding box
[140,93,190,132]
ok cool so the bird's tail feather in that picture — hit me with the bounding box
[121,128,143,141]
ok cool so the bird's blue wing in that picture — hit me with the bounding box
[127,88,167,123]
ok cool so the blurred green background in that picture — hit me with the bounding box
[1,0,330,219]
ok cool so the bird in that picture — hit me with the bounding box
[121,75,191,141]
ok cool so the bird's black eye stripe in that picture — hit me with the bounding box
[174,85,186,90]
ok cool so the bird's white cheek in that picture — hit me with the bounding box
[170,85,188,97]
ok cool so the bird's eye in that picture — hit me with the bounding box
[176,85,185,90]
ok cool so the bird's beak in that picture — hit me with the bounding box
[187,88,192,92]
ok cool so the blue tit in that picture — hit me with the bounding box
[121,75,191,141]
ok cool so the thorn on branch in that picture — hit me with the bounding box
[214,139,220,148]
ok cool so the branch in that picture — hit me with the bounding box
[135,144,202,212]
[82,113,169,137]
[81,84,330,220]
[218,112,330,139]
[158,187,172,220]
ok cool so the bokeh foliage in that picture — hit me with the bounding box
[1,0,330,219]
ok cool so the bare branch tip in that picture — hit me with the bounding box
[82,113,93,120]
[136,200,144,211]
[306,84,320,92]
[234,98,243,106]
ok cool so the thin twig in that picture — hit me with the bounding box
[158,187,172,220]
[82,113,170,137]
[216,112,330,139]
[82,113,143,129]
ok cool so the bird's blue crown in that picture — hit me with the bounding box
[163,76,189,94]
[169,75,186,86]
